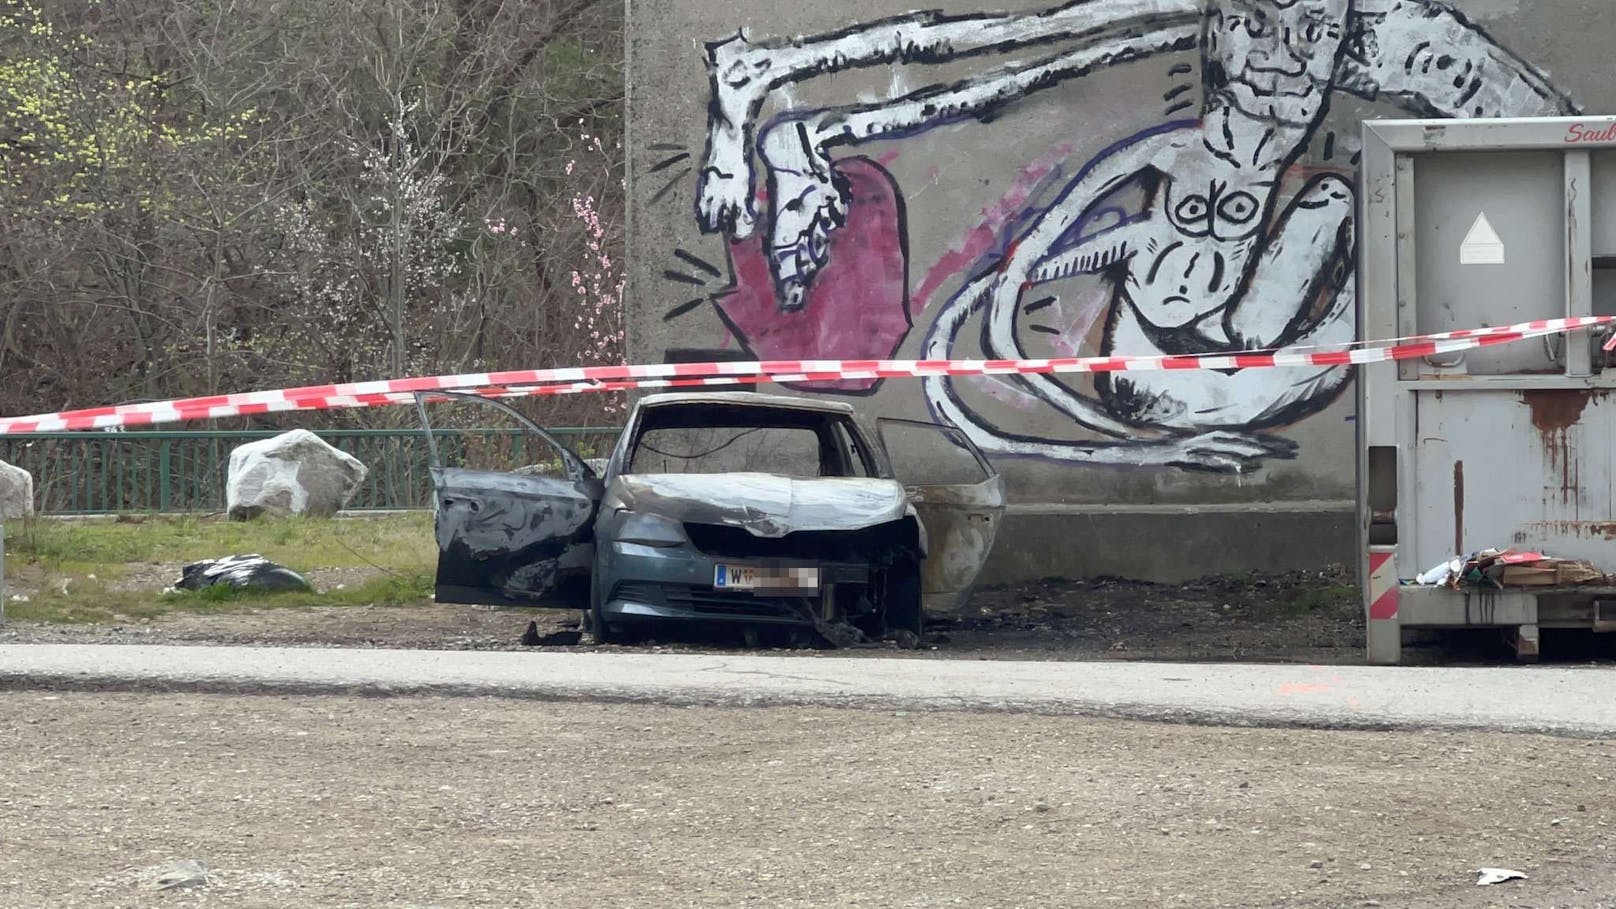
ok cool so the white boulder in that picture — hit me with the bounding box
[0,459,34,520]
[226,430,367,520]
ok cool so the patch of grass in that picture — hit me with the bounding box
[3,514,437,624]
[1244,583,1360,618]
[1290,583,1360,614]
[5,571,435,624]
[7,513,433,572]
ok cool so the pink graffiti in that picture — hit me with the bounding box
[912,142,1077,314]
[715,157,909,392]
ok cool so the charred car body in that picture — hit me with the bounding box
[417,391,1004,643]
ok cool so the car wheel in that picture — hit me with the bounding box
[584,586,620,646]
[884,559,923,639]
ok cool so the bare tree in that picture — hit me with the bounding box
[0,0,625,427]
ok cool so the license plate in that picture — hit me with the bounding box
[713,563,820,593]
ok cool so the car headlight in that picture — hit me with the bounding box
[616,511,689,547]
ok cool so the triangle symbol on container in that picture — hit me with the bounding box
[1460,212,1505,265]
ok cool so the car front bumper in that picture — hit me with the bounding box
[597,541,872,626]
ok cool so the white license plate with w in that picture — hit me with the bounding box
[713,563,820,593]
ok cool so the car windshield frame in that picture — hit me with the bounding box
[610,400,883,480]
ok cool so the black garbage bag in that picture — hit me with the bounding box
[174,554,311,593]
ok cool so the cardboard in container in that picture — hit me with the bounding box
[1498,566,1560,586]
[1499,560,1606,587]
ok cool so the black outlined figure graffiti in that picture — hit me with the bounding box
[699,0,1202,310]
[692,0,1576,471]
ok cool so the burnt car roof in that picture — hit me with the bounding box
[635,391,857,415]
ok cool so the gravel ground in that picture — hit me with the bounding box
[2,692,1613,908]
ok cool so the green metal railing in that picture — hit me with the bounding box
[0,428,621,515]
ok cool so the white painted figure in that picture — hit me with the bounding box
[690,0,1575,471]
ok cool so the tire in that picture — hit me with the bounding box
[883,560,924,639]
[584,583,620,646]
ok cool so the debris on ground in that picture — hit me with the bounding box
[171,555,312,594]
[1476,867,1527,886]
[521,620,581,647]
[888,629,923,650]
[811,615,871,649]
[3,565,1397,664]
[34,562,1600,665]
[150,859,210,890]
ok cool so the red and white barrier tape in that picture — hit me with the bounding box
[2,315,1609,433]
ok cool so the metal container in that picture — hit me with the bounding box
[1359,115,1616,663]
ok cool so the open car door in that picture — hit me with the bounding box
[415,392,602,609]
[876,418,1006,614]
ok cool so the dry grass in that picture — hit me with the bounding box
[2,513,436,623]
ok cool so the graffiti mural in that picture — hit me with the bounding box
[658,0,1576,469]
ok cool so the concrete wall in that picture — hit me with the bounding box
[624,0,1615,583]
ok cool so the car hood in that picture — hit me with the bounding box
[610,473,911,538]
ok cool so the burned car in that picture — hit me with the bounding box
[417,391,1004,644]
